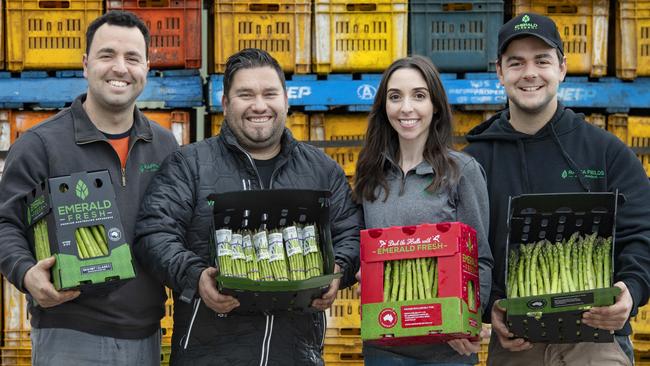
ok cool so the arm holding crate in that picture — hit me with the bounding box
[448,156,493,356]
[582,139,650,331]
[0,130,80,307]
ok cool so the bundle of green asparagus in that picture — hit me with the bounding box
[34,221,110,260]
[253,230,274,281]
[74,226,110,259]
[216,229,234,276]
[382,258,438,302]
[507,232,612,298]
[216,224,326,282]
[242,232,260,280]
[33,220,52,260]
[283,226,306,280]
[301,225,324,278]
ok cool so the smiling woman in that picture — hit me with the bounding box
[353,55,493,366]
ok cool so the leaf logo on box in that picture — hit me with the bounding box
[75,180,89,201]
[378,308,398,328]
[527,299,547,309]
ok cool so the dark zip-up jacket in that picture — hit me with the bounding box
[134,121,362,365]
[464,103,650,336]
[0,94,178,339]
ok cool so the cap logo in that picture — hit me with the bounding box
[514,14,538,31]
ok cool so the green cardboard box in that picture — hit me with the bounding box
[25,170,136,291]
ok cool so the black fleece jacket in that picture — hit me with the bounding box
[134,121,362,365]
[464,103,650,336]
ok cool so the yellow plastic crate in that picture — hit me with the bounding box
[632,303,650,337]
[326,299,360,330]
[161,344,171,366]
[616,0,650,79]
[326,326,361,337]
[607,114,650,176]
[161,287,174,345]
[3,278,31,347]
[513,0,609,77]
[637,350,650,365]
[210,112,309,140]
[0,0,5,70]
[212,0,310,74]
[312,0,407,73]
[478,341,488,366]
[585,113,606,129]
[0,347,31,366]
[310,113,367,177]
[323,349,364,363]
[5,0,102,71]
[452,110,493,150]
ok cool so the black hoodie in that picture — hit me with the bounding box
[464,103,650,335]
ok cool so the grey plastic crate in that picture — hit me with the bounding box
[409,0,503,72]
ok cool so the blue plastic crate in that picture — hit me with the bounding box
[409,0,503,72]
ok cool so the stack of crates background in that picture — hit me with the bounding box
[513,0,609,77]
[106,0,202,69]
[211,0,311,74]
[6,109,191,146]
[409,0,503,72]
[324,284,363,365]
[616,0,650,79]
[312,0,407,73]
[5,0,102,71]
[633,304,650,364]
[2,277,32,366]
[161,288,173,366]
[607,114,650,176]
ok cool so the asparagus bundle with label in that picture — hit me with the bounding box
[268,230,290,281]
[507,233,613,298]
[74,225,109,259]
[383,258,438,302]
[242,231,260,281]
[253,230,274,281]
[230,234,247,278]
[301,224,324,277]
[283,226,306,281]
[216,229,234,276]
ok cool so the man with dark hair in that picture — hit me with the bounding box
[0,10,178,366]
[134,48,362,365]
[465,13,650,366]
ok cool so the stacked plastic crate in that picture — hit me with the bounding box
[2,277,31,365]
[632,304,650,364]
[513,0,609,77]
[616,0,650,80]
[607,114,650,176]
[324,284,363,365]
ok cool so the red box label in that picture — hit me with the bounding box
[400,304,442,328]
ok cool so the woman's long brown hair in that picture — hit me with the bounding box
[353,55,459,203]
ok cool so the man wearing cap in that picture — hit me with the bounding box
[464,13,650,365]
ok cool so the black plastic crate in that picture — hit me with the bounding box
[208,189,340,314]
[502,192,621,343]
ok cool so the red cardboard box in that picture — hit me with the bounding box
[360,222,481,346]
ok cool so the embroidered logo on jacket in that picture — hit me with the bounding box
[561,169,605,179]
[139,163,160,173]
